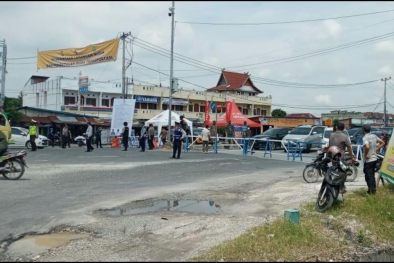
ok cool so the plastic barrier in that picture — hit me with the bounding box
[264,139,272,158]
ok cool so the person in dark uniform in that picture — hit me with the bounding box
[170,121,186,159]
[139,125,147,152]
[121,122,130,151]
[95,127,103,148]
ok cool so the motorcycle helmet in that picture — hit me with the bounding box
[327,146,341,166]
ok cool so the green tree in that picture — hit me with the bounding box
[271,109,287,117]
[333,118,339,127]
[4,92,24,126]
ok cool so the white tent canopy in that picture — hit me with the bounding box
[144,109,193,139]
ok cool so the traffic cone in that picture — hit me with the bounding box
[111,137,120,148]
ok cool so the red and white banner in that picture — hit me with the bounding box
[204,100,210,125]
[225,97,232,123]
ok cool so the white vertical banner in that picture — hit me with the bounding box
[110,99,136,137]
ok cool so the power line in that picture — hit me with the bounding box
[176,9,394,26]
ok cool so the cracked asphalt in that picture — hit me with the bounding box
[0,145,306,245]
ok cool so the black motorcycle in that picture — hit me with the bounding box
[303,150,329,183]
[303,149,358,183]
[0,150,28,180]
[315,158,360,212]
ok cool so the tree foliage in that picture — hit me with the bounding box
[271,109,287,117]
[3,92,24,126]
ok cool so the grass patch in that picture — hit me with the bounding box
[194,185,394,262]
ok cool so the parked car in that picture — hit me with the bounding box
[348,127,378,144]
[253,128,292,150]
[10,127,49,149]
[282,125,326,153]
[321,127,350,149]
[378,127,393,134]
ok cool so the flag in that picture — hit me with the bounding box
[210,101,216,112]
[205,100,210,126]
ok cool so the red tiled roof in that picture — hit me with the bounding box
[287,113,317,118]
[364,112,394,118]
[207,70,263,93]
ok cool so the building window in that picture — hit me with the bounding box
[188,104,193,112]
[221,107,226,113]
[242,108,249,115]
[85,98,96,106]
[135,103,140,109]
[261,110,267,116]
[140,103,148,109]
[111,98,115,107]
[194,103,199,112]
[102,99,110,107]
[148,104,157,110]
[162,104,168,110]
[200,105,205,113]
[256,108,261,115]
[64,96,76,105]
[173,105,183,111]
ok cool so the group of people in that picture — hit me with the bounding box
[328,122,386,195]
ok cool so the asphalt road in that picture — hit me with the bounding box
[0,145,306,243]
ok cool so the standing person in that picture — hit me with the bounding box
[242,121,248,138]
[201,125,210,153]
[121,122,130,151]
[225,120,235,148]
[139,125,147,152]
[362,124,385,195]
[85,122,94,152]
[246,125,253,151]
[171,121,186,159]
[29,121,38,151]
[68,128,72,148]
[95,127,103,148]
[380,131,387,154]
[147,123,155,150]
[328,122,355,163]
[61,124,69,149]
[210,120,217,138]
[48,128,55,147]
[160,127,167,146]
[180,115,191,143]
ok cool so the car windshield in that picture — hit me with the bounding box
[262,129,281,136]
[289,127,311,135]
[347,129,358,136]
[21,128,28,133]
[324,131,333,138]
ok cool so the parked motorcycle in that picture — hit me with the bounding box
[303,148,359,183]
[315,158,359,212]
[303,149,329,183]
[375,153,385,173]
[0,150,28,180]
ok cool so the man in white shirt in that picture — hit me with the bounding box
[85,122,94,152]
[201,125,210,154]
[362,124,385,194]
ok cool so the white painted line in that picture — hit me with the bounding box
[79,156,120,158]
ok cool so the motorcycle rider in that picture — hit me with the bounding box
[328,122,355,164]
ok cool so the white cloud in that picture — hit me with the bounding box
[315,95,332,105]
[337,77,348,84]
[323,20,342,39]
[374,40,394,53]
[378,65,393,76]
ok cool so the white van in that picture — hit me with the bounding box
[321,127,350,149]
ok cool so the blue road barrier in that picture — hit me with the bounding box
[264,139,272,158]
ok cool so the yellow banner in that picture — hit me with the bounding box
[380,133,394,185]
[37,38,120,69]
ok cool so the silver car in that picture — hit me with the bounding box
[282,125,326,153]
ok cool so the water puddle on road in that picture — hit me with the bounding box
[106,200,221,216]
[7,233,89,256]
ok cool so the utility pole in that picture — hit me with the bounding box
[382,77,391,127]
[166,1,175,145]
[120,32,131,99]
[0,39,6,112]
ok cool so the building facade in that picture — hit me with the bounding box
[22,71,272,127]
[321,110,394,127]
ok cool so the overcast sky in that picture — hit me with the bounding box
[2,1,394,116]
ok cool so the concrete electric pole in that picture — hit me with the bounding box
[120,32,131,99]
[0,39,6,111]
[382,77,391,127]
[166,1,175,145]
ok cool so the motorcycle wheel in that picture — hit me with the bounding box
[346,165,358,182]
[303,166,320,183]
[2,159,25,180]
[315,188,334,213]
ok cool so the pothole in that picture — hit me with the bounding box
[6,233,89,258]
[104,200,221,216]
